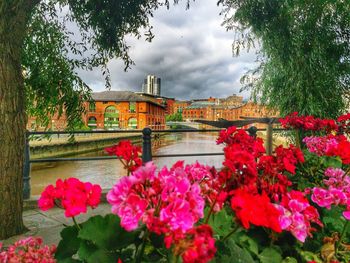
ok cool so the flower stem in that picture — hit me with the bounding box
[335,220,349,255]
[172,255,180,263]
[135,229,149,263]
[204,185,224,224]
[222,225,240,242]
[72,216,81,230]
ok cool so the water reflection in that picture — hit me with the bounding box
[30,132,224,195]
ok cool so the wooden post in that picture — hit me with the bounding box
[266,122,273,155]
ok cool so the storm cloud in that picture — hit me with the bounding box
[78,0,258,100]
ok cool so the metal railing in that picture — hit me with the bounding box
[23,126,275,199]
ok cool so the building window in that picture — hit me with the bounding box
[88,116,97,127]
[89,102,96,112]
[128,118,137,129]
[129,102,136,113]
[104,106,119,129]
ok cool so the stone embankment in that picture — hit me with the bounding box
[29,133,143,160]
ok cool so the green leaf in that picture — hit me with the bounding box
[208,208,233,237]
[78,214,137,250]
[77,241,117,263]
[55,226,81,262]
[214,239,255,263]
[322,207,346,233]
[320,156,342,169]
[238,235,259,256]
[297,250,322,263]
[281,257,298,263]
[258,247,282,263]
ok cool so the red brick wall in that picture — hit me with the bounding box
[85,101,165,130]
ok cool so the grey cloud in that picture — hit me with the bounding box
[78,0,259,100]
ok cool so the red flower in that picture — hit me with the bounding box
[105,140,142,172]
[279,112,338,132]
[230,189,282,232]
[275,145,304,174]
[169,225,216,263]
[337,140,350,164]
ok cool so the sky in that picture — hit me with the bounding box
[78,0,258,100]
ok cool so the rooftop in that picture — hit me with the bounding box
[187,101,216,109]
[91,91,165,107]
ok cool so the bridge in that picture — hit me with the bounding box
[165,121,207,130]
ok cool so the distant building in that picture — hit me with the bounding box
[27,112,68,131]
[182,101,215,120]
[85,91,166,130]
[177,94,277,128]
[142,75,161,96]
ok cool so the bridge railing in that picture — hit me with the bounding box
[23,126,283,199]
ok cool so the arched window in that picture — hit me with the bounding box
[89,102,96,112]
[128,118,137,129]
[104,106,119,129]
[88,116,97,127]
[129,102,136,113]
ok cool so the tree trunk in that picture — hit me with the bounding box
[0,0,36,239]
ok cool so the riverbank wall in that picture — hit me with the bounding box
[29,133,166,161]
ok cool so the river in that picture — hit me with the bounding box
[30,132,224,195]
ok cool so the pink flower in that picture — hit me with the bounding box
[119,194,148,231]
[62,189,88,217]
[107,176,133,214]
[85,183,102,208]
[0,237,56,262]
[277,191,322,242]
[311,168,350,221]
[108,162,205,235]
[38,178,102,217]
[311,188,334,209]
[160,199,194,232]
[38,185,56,211]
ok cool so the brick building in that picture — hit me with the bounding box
[135,92,175,115]
[180,94,277,128]
[27,113,68,131]
[173,101,191,114]
[85,91,166,130]
[182,101,215,120]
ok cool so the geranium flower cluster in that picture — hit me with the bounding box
[218,126,304,200]
[107,162,205,233]
[217,127,265,189]
[337,113,350,133]
[275,191,322,242]
[105,140,142,172]
[184,161,226,212]
[230,188,282,232]
[303,135,350,164]
[311,167,350,220]
[171,225,216,263]
[107,161,217,262]
[38,178,102,217]
[217,126,322,242]
[255,145,304,202]
[279,112,338,132]
[0,237,56,262]
[257,157,290,202]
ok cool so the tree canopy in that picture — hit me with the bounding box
[23,0,188,129]
[219,0,350,118]
[0,0,191,239]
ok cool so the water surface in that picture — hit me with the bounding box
[30,132,224,195]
